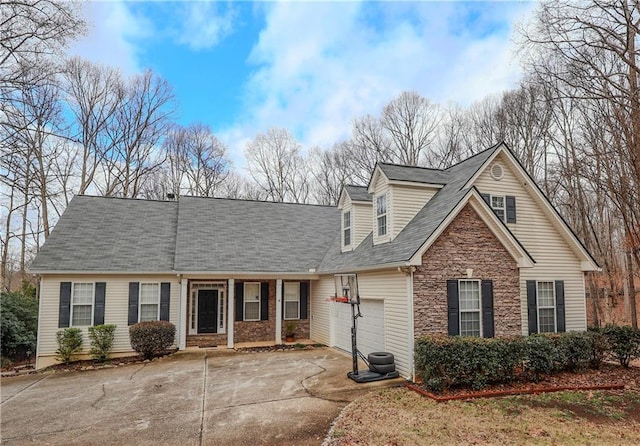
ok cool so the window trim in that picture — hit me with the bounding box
[343,211,351,247]
[536,281,557,333]
[458,279,482,337]
[283,282,301,320]
[139,282,161,322]
[70,282,95,327]
[490,194,506,222]
[376,193,387,237]
[243,282,261,322]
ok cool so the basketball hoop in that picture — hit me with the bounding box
[333,273,360,305]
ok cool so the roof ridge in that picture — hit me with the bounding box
[180,195,336,208]
[73,195,177,204]
[378,162,446,172]
[445,142,502,171]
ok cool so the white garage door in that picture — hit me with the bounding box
[333,299,385,356]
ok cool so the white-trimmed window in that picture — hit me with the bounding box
[284,282,300,320]
[459,280,481,337]
[537,281,556,333]
[71,283,94,326]
[139,283,160,321]
[343,211,351,247]
[244,282,261,321]
[376,194,387,236]
[490,195,506,222]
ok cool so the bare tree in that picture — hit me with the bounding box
[382,91,441,166]
[100,69,175,198]
[308,142,356,205]
[62,57,124,195]
[0,0,85,92]
[245,128,309,203]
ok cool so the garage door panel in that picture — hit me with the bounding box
[334,299,385,356]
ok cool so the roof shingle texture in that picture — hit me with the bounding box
[344,185,371,202]
[173,197,339,272]
[29,196,178,272]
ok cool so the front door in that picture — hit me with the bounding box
[198,290,218,333]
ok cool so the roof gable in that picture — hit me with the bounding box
[467,143,600,271]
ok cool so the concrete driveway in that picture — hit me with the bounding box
[0,348,403,445]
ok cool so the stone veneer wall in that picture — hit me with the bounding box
[413,204,521,338]
[234,280,311,343]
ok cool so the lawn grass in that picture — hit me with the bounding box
[326,388,640,445]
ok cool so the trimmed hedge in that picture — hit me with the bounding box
[415,325,640,392]
[129,321,175,359]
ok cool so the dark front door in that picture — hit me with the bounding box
[198,290,218,333]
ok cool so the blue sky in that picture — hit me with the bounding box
[69,1,536,168]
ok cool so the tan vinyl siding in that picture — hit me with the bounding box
[391,185,437,238]
[37,274,181,368]
[352,270,411,378]
[473,152,587,333]
[352,203,372,248]
[310,275,333,345]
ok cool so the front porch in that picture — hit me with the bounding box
[178,277,312,350]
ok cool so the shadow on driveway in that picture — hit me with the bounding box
[0,348,403,445]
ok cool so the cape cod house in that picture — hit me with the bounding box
[29,143,600,378]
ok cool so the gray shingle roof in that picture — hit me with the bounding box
[29,196,178,272]
[377,163,451,185]
[30,145,502,274]
[319,145,500,271]
[344,185,371,202]
[173,197,339,272]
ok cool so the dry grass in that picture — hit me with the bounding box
[325,388,640,445]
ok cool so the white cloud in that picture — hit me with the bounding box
[220,1,536,164]
[68,1,150,74]
[174,1,236,50]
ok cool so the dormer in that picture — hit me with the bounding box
[368,163,448,245]
[337,185,372,252]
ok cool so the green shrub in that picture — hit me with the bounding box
[414,336,526,392]
[555,332,593,372]
[55,328,83,363]
[88,324,117,361]
[523,334,564,381]
[129,321,175,359]
[586,328,609,368]
[0,292,38,364]
[601,324,640,367]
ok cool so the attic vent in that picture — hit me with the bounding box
[490,163,504,181]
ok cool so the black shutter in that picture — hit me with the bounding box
[480,193,490,206]
[447,280,459,336]
[59,282,72,328]
[94,282,106,326]
[526,280,538,334]
[260,282,269,321]
[160,282,170,321]
[128,282,139,325]
[300,282,309,320]
[481,280,494,338]
[555,280,566,332]
[235,282,244,321]
[506,195,517,223]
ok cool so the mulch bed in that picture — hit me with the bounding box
[406,363,640,402]
[236,343,325,353]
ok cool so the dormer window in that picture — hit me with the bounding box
[376,194,387,236]
[343,211,351,247]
